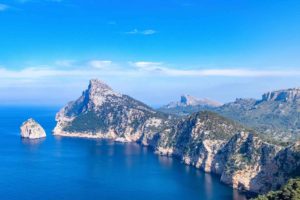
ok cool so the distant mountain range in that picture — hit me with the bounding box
[53,79,300,196]
[159,88,300,143]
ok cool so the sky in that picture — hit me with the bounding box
[0,0,300,106]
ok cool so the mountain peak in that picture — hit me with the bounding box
[164,95,222,109]
[262,88,300,102]
[180,94,200,105]
[89,79,112,91]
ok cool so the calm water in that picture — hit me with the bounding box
[0,106,247,200]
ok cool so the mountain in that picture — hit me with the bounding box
[54,79,173,143]
[159,88,300,143]
[54,79,300,195]
[158,95,222,115]
[214,88,300,142]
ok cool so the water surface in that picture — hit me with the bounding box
[0,106,247,200]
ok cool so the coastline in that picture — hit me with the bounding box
[52,130,257,198]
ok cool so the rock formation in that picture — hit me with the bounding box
[20,118,46,139]
[54,79,300,195]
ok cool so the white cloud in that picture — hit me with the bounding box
[132,61,163,69]
[126,29,157,35]
[1,61,300,88]
[131,62,300,77]
[88,60,112,69]
[0,3,9,11]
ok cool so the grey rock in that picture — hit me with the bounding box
[20,118,46,139]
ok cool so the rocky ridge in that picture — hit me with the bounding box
[53,79,300,195]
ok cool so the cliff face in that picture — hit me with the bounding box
[262,88,300,102]
[156,116,299,194]
[54,79,300,195]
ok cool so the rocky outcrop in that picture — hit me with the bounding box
[54,79,300,195]
[20,118,46,139]
[262,88,300,102]
[53,79,172,143]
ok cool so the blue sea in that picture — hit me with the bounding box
[0,106,248,200]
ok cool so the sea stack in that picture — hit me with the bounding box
[20,118,46,139]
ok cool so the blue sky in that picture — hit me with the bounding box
[0,0,300,106]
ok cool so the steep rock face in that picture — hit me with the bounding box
[54,79,171,142]
[156,111,247,173]
[20,118,46,139]
[262,88,300,102]
[217,132,281,193]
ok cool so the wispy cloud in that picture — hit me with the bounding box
[1,60,300,88]
[131,61,300,77]
[0,3,9,11]
[88,60,112,69]
[125,29,157,35]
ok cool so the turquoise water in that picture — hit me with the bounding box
[0,106,247,200]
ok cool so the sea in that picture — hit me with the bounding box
[0,106,248,200]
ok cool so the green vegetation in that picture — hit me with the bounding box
[253,178,300,200]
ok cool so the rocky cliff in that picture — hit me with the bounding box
[54,79,300,195]
[20,118,46,139]
[54,79,172,143]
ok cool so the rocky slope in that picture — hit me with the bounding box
[158,95,222,116]
[20,118,46,139]
[214,88,300,143]
[54,79,300,195]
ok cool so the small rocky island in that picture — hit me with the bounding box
[20,118,46,139]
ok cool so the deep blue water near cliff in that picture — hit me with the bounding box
[0,106,248,200]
